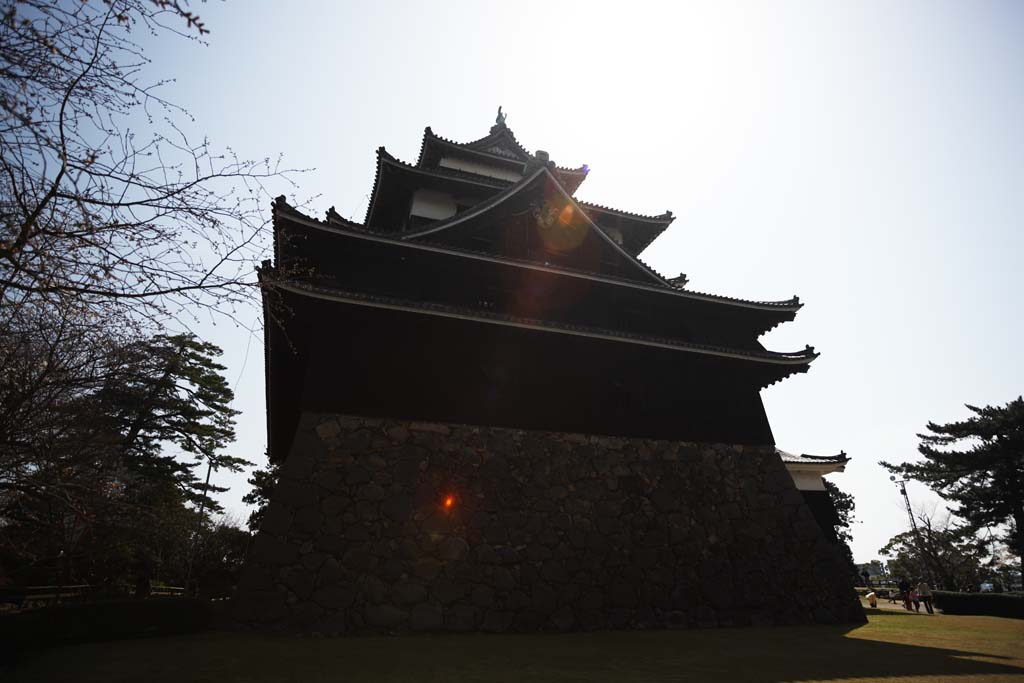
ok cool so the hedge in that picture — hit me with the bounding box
[933,591,1024,619]
[0,598,212,659]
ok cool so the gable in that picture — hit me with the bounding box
[403,169,668,286]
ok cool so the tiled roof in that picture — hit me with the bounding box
[579,201,674,224]
[273,277,819,374]
[418,123,588,183]
[419,123,534,165]
[776,449,849,465]
[364,147,512,226]
[274,197,804,314]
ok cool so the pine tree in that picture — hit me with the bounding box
[824,480,859,582]
[0,329,249,587]
[881,397,1024,568]
[242,455,280,532]
[90,333,250,512]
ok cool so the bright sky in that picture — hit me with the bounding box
[148,0,1024,563]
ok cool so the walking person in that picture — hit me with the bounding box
[910,587,920,612]
[898,577,913,611]
[916,579,935,615]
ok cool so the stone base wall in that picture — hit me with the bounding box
[233,414,864,633]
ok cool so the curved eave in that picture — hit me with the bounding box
[781,459,849,476]
[273,279,820,371]
[554,166,589,195]
[580,201,676,255]
[325,206,365,230]
[386,149,511,189]
[272,203,805,316]
[363,146,390,226]
[580,201,675,226]
[777,449,849,465]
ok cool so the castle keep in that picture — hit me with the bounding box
[233,111,863,633]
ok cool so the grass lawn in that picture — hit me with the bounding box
[8,601,1024,682]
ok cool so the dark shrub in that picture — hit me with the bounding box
[933,591,1024,619]
[0,598,212,658]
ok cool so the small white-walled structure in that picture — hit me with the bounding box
[439,156,524,183]
[778,449,849,491]
[409,189,458,221]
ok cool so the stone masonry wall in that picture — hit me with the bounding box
[233,414,864,633]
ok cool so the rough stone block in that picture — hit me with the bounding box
[413,557,442,580]
[365,604,407,628]
[315,420,341,440]
[446,605,478,632]
[394,581,428,605]
[250,534,298,567]
[482,610,513,633]
[437,536,469,561]
[410,604,443,631]
[313,585,355,609]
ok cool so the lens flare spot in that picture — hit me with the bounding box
[557,204,574,226]
[535,200,588,253]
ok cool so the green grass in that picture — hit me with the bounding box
[9,603,1024,682]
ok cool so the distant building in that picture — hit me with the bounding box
[235,110,863,634]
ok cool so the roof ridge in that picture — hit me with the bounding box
[579,200,674,223]
[548,170,678,289]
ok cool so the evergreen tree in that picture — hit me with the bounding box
[0,329,249,588]
[90,334,250,512]
[825,480,859,582]
[242,455,280,532]
[881,397,1024,567]
[825,480,856,544]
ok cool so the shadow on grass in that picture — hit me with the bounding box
[9,620,1024,683]
[863,608,938,619]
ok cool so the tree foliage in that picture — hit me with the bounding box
[0,307,248,588]
[825,479,856,545]
[0,0,302,598]
[879,512,990,591]
[881,397,1024,567]
[241,455,278,533]
[824,479,859,581]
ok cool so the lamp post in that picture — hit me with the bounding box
[890,476,918,536]
[891,475,929,584]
